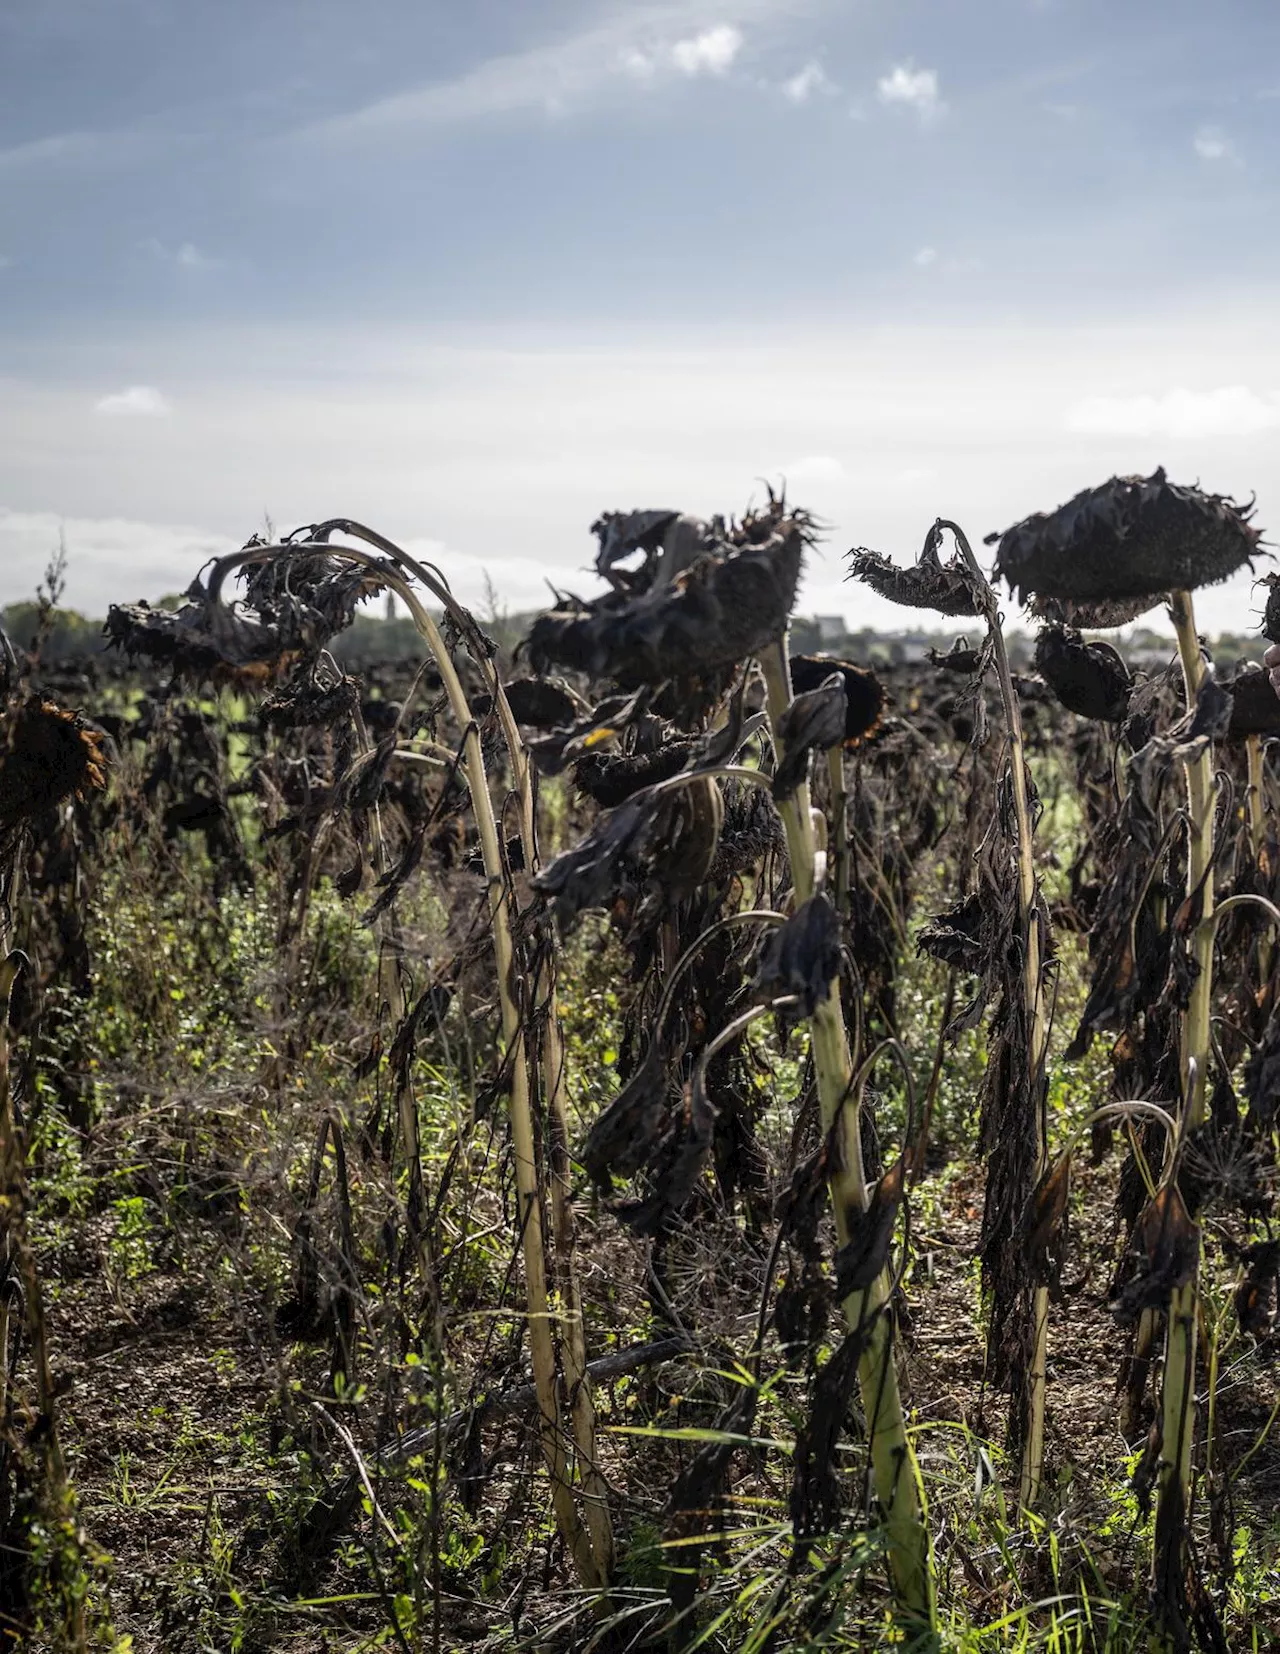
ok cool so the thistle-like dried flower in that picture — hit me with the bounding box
[1033,625,1133,723]
[0,696,108,828]
[991,469,1262,623]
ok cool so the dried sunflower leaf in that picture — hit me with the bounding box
[772,674,848,801]
[790,655,886,744]
[751,894,841,1018]
[1111,1184,1200,1323]
[835,1156,905,1297]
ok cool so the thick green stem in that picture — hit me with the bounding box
[760,642,936,1630]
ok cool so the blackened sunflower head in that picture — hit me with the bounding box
[991,469,1263,624]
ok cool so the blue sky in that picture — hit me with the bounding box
[2,0,1279,635]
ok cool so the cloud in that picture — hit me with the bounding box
[782,454,846,481]
[877,63,942,121]
[1193,125,1239,164]
[672,24,742,77]
[94,385,172,417]
[0,255,12,271]
[913,246,938,267]
[781,61,832,103]
[144,238,219,270]
[0,509,241,614]
[1064,386,1280,439]
[0,128,147,174]
[301,5,773,136]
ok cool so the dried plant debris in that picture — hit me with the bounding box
[991,469,1263,617]
[848,530,984,618]
[581,1044,667,1188]
[0,696,107,830]
[1020,1152,1071,1289]
[532,775,724,930]
[1033,626,1133,723]
[1111,1185,1200,1323]
[496,677,579,730]
[1260,572,1280,644]
[790,1328,867,1541]
[927,639,986,674]
[772,675,848,800]
[1221,665,1280,738]
[526,688,652,775]
[525,518,808,687]
[260,667,361,731]
[834,1157,905,1298]
[789,655,886,746]
[750,895,841,1018]
[107,543,393,683]
[592,509,708,593]
[613,1071,718,1236]
[916,893,987,976]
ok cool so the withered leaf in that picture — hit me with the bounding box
[1021,1152,1071,1286]
[790,655,885,745]
[916,892,987,975]
[751,894,841,1018]
[585,1045,671,1190]
[772,674,848,801]
[835,1156,905,1297]
[791,1328,867,1540]
[614,1071,717,1237]
[1111,1184,1200,1323]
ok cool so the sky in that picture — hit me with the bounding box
[2,0,1280,639]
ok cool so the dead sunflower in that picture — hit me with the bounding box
[990,469,1262,624]
[0,696,108,829]
[1033,625,1133,723]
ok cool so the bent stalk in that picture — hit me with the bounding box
[760,641,936,1631]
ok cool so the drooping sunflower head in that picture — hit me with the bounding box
[991,469,1263,625]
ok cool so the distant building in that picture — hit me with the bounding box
[814,615,846,643]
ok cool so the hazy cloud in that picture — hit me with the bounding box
[877,63,942,121]
[671,24,742,76]
[1193,125,1239,163]
[781,61,832,103]
[94,385,172,417]
[1064,385,1280,438]
[913,246,938,266]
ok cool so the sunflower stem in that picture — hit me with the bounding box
[760,640,936,1632]
[1153,589,1214,1637]
[942,521,1053,1513]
